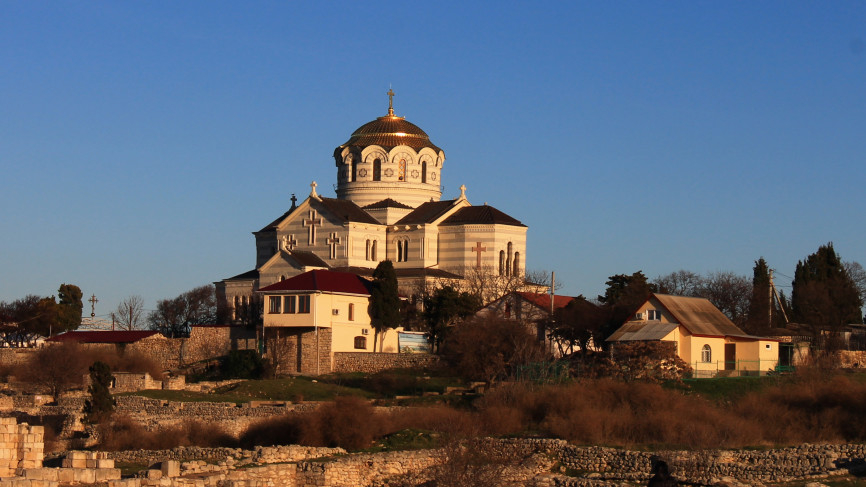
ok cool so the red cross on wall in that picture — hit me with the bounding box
[327,232,341,259]
[471,241,487,268]
[303,210,322,245]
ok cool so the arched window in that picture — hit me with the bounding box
[354,336,367,350]
[513,252,520,276]
[701,345,712,363]
[422,161,427,183]
[350,157,357,182]
[366,239,371,260]
[233,296,240,320]
[396,239,409,262]
[506,242,513,276]
[499,250,506,276]
[371,240,378,261]
[373,159,382,181]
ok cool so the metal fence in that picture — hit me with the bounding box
[689,360,788,379]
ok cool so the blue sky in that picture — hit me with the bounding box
[1,2,864,318]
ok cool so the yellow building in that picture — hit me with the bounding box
[607,294,779,378]
[258,269,402,374]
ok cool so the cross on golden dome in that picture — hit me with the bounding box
[387,88,395,116]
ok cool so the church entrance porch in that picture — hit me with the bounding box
[263,326,332,375]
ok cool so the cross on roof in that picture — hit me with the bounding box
[310,181,318,198]
[88,294,98,318]
[387,88,395,116]
[327,232,342,260]
[303,210,322,245]
[471,241,487,269]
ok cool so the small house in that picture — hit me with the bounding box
[607,294,779,377]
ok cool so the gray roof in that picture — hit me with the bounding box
[607,322,678,341]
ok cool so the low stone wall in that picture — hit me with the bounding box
[333,352,441,374]
[265,327,332,375]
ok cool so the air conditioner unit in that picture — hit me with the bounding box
[361,329,369,335]
[635,312,644,320]
[332,309,339,315]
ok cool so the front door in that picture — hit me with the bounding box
[724,343,736,370]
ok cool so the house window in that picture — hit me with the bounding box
[701,345,712,363]
[349,303,355,321]
[354,336,367,349]
[298,295,311,314]
[268,296,281,314]
[284,295,296,314]
[647,310,661,321]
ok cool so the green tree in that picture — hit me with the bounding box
[369,260,401,351]
[744,258,787,334]
[791,243,863,346]
[56,283,83,333]
[84,361,115,423]
[548,296,605,356]
[597,271,655,346]
[422,286,479,353]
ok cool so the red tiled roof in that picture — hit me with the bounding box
[258,270,373,295]
[48,330,161,344]
[516,292,576,310]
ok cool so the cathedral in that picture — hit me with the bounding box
[216,93,529,322]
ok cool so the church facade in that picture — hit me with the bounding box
[216,94,529,323]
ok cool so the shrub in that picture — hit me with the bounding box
[221,350,265,379]
[300,396,380,450]
[238,414,303,449]
[98,415,234,451]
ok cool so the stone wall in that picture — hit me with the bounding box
[0,349,36,368]
[333,352,441,374]
[265,327,332,375]
[0,417,44,477]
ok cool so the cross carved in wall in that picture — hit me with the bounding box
[471,241,487,269]
[327,232,341,260]
[303,210,322,245]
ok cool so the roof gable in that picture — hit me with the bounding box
[363,198,414,210]
[258,269,373,295]
[651,294,748,337]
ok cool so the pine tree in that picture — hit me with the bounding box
[791,243,863,343]
[745,258,774,334]
[369,260,401,352]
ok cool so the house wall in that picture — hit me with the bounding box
[263,293,371,330]
[686,335,727,374]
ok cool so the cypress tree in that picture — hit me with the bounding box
[369,260,401,352]
[83,361,115,423]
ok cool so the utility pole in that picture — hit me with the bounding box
[769,270,790,325]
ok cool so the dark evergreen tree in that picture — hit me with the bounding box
[597,271,655,347]
[744,258,785,334]
[422,286,479,353]
[369,260,401,351]
[83,361,115,423]
[57,283,83,333]
[791,243,863,344]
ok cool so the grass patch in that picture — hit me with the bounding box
[368,428,440,452]
[664,376,782,402]
[123,377,373,403]
[115,461,149,477]
[319,368,466,398]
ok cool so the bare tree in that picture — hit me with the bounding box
[113,295,145,330]
[698,271,752,327]
[653,270,703,296]
[844,261,866,308]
